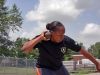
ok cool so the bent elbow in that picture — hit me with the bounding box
[21,47,27,52]
[21,47,25,51]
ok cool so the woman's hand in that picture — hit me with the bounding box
[79,48,100,72]
[96,62,100,72]
[39,31,50,41]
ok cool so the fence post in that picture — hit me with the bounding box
[3,56,5,75]
[15,56,18,75]
[2,54,5,75]
[33,59,36,74]
[25,57,28,75]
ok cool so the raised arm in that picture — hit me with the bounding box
[22,31,49,52]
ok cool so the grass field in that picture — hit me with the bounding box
[70,69,98,75]
[0,67,36,75]
[0,67,98,75]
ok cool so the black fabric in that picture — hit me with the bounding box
[33,35,81,70]
[64,36,81,52]
[36,64,70,75]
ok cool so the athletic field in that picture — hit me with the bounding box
[0,67,99,75]
[87,73,100,75]
[0,67,36,75]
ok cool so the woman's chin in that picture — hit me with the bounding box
[56,41,61,43]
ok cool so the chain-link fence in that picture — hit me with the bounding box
[0,56,37,75]
[0,56,99,75]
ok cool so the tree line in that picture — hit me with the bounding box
[0,0,100,60]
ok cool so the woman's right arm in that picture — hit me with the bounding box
[22,36,42,52]
[22,31,49,52]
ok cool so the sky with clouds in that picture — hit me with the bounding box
[6,0,100,49]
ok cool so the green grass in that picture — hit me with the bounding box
[69,69,98,75]
[0,67,36,75]
[0,67,98,75]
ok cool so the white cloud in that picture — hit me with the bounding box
[9,31,19,41]
[26,0,86,23]
[9,21,48,41]
[81,23,100,37]
[9,22,47,40]
[79,23,100,49]
[9,28,24,41]
[20,21,47,39]
[25,0,98,23]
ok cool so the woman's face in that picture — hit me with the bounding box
[51,26,65,43]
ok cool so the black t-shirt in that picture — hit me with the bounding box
[33,35,81,70]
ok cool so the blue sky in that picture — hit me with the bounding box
[6,0,100,49]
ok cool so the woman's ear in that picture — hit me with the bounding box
[50,31,53,35]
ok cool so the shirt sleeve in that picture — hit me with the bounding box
[65,35,81,52]
[32,35,40,49]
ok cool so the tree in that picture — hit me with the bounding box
[0,39,13,56]
[0,0,23,56]
[10,37,29,58]
[0,0,23,47]
[88,42,100,58]
[10,37,39,59]
[88,45,95,56]
[98,48,100,59]
[27,48,39,59]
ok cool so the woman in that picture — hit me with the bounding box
[22,21,100,75]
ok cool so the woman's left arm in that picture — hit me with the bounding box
[79,48,100,72]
